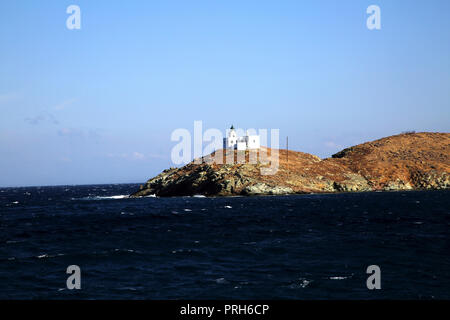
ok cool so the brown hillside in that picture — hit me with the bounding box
[331,132,449,190]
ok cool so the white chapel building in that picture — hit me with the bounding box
[223,125,261,151]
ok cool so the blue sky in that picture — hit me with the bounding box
[0,0,449,187]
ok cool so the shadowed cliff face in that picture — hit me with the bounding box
[131,132,450,197]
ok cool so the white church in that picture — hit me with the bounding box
[223,125,261,151]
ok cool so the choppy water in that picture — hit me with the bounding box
[0,184,449,299]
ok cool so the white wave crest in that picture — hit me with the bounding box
[79,195,130,200]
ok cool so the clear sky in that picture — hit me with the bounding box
[0,0,449,187]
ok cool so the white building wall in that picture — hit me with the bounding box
[237,141,247,150]
[247,135,260,149]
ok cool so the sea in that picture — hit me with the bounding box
[0,184,449,299]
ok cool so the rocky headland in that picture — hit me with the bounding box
[131,132,450,197]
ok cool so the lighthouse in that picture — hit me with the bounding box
[223,125,261,151]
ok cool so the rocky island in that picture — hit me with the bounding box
[131,132,449,197]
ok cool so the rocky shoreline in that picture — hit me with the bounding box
[131,132,450,197]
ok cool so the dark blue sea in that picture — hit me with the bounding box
[0,184,449,299]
